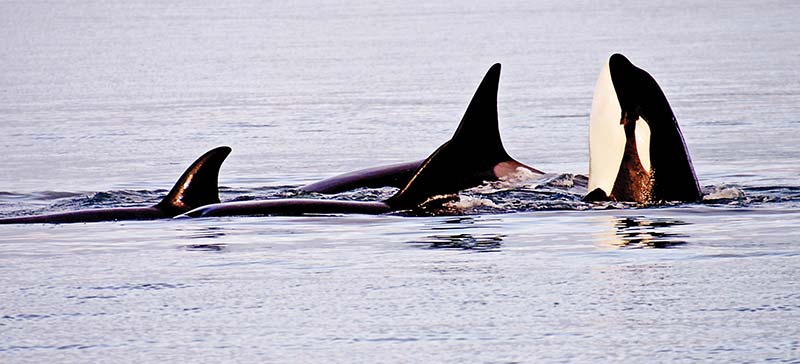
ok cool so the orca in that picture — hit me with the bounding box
[300,160,421,194]
[585,54,701,203]
[301,63,543,194]
[0,147,231,224]
[184,136,458,217]
[186,63,538,218]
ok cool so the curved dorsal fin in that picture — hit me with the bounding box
[386,64,507,209]
[384,140,459,210]
[448,63,509,160]
[156,146,231,215]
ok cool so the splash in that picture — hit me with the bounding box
[2,179,799,218]
[444,196,502,210]
[703,185,746,202]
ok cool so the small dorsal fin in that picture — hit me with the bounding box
[386,64,507,209]
[156,146,231,215]
[384,141,460,209]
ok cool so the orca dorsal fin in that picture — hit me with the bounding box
[155,146,231,215]
[386,64,508,210]
[384,140,461,210]
[448,63,510,160]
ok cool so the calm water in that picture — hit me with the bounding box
[1,1,799,363]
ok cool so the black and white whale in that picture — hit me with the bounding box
[585,54,701,203]
[0,147,231,224]
[186,63,540,218]
[301,63,543,194]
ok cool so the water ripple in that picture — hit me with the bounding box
[2,176,799,218]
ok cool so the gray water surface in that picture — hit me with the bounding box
[1,1,799,363]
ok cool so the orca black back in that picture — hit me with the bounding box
[302,63,541,195]
[0,146,231,224]
[187,64,542,218]
[387,64,514,209]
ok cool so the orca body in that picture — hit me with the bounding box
[586,54,701,203]
[301,63,543,194]
[184,199,392,217]
[301,160,422,194]
[188,63,536,218]
[0,147,231,224]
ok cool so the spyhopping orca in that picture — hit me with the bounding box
[585,54,701,203]
[0,147,231,224]
[301,63,543,194]
[187,63,538,218]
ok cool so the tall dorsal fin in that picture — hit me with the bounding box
[386,64,507,210]
[448,63,509,160]
[155,146,231,215]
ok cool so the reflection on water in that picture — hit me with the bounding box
[408,233,504,252]
[429,216,479,229]
[179,226,227,240]
[597,216,689,249]
[179,226,228,251]
[182,243,227,252]
[407,216,504,251]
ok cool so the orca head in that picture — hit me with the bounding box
[587,54,700,203]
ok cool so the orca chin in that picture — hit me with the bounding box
[0,147,231,224]
[301,63,543,195]
[586,53,702,204]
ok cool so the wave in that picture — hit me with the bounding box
[1,175,798,218]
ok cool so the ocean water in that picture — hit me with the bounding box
[1,0,799,363]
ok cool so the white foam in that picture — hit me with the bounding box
[499,167,545,184]
[703,185,746,201]
[470,168,547,194]
[444,196,501,210]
